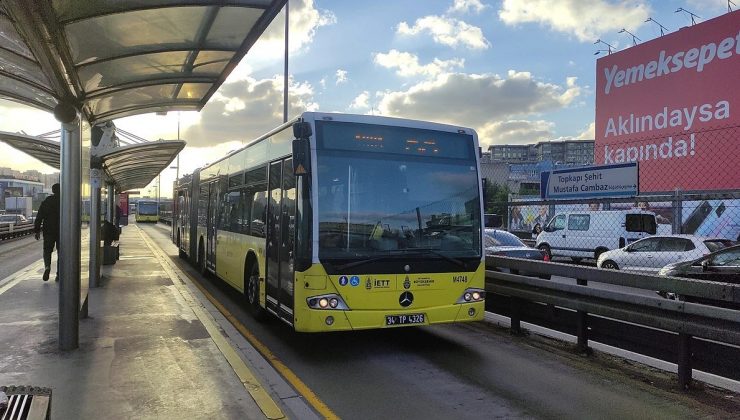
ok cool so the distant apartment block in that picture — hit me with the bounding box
[488,139,594,165]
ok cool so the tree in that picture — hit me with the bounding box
[483,180,510,216]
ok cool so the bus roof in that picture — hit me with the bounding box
[190,112,478,179]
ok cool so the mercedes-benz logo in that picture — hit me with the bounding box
[399,291,414,307]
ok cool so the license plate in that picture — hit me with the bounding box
[385,313,425,326]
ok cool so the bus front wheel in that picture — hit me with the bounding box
[246,264,267,321]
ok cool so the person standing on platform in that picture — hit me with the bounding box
[34,183,60,282]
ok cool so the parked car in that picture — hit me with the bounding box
[485,228,550,280]
[0,214,28,226]
[596,235,734,273]
[536,210,657,262]
[657,244,740,309]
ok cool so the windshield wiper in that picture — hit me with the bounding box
[333,249,469,271]
[334,256,393,271]
[396,248,468,269]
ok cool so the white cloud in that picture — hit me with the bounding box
[350,91,370,110]
[335,69,348,85]
[374,50,464,78]
[182,75,318,148]
[499,0,650,42]
[377,70,581,131]
[576,122,595,140]
[448,0,488,15]
[686,0,727,13]
[479,120,555,148]
[0,100,61,173]
[397,15,491,49]
[228,0,336,81]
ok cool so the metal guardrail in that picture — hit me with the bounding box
[485,256,740,390]
[159,217,172,226]
[0,223,34,241]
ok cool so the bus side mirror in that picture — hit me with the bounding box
[292,138,311,177]
[293,121,312,139]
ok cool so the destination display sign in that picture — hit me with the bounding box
[540,163,638,199]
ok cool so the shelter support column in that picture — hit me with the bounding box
[106,183,115,223]
[89,169,102,288]
[57,103,81,351]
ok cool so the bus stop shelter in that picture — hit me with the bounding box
[0,0,287,350]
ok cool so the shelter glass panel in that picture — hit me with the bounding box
[0,78,57,109]
[65,7,207,64]
[205,8,263,48]
[78,51,192,92]
[0,49,50,87]
[176,83,211,100]
[0,16,34,59]
[87,84,179,115]
[52,0,274,23]
[192,51,233,74]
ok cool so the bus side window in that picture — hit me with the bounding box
[244,188,254,235]
[218,191,230,231]
[251,185,268,238]
[227,191,240,232]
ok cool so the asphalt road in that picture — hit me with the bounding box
[0,235,46,281]
[135,222,733,420]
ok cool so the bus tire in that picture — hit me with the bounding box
[246,262,267,321]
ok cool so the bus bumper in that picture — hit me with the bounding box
[293,301,485,332]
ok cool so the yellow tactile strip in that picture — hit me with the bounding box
[135,225,286,420]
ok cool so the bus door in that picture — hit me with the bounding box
[279,159,296,313]
[207,181,219,271]
[265,159,296,320]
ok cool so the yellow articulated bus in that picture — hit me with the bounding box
[173,112,485,332]
[135,200,159,223]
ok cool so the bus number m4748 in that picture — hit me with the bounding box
[453,275,468,283]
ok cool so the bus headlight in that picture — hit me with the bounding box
[307,294,350,310]
[456,288,485,304]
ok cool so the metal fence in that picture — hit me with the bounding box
[0,222,34,241]
[503,192,740,270]
[482,125,740,270]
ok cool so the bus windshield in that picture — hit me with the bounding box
[137,202,158,216]
[316,121,481,262]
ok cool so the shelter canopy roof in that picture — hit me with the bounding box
[0,130,184,192]
[0,0,285,123]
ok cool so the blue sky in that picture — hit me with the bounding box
[0,0,734,196]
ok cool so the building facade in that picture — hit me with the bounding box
[0,177,45,211]
[488,140,594,165]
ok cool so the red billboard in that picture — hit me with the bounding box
[595,10,740,193]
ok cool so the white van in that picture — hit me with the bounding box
[535,210,657,261]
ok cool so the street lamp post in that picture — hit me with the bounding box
[176,111,180,181]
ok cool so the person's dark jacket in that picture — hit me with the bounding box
[34,194,60,238]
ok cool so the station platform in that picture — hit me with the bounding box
[0,225,314,419]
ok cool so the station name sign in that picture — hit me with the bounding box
[540,163,638,199]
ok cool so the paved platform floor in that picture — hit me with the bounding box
[0,225,293,419]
